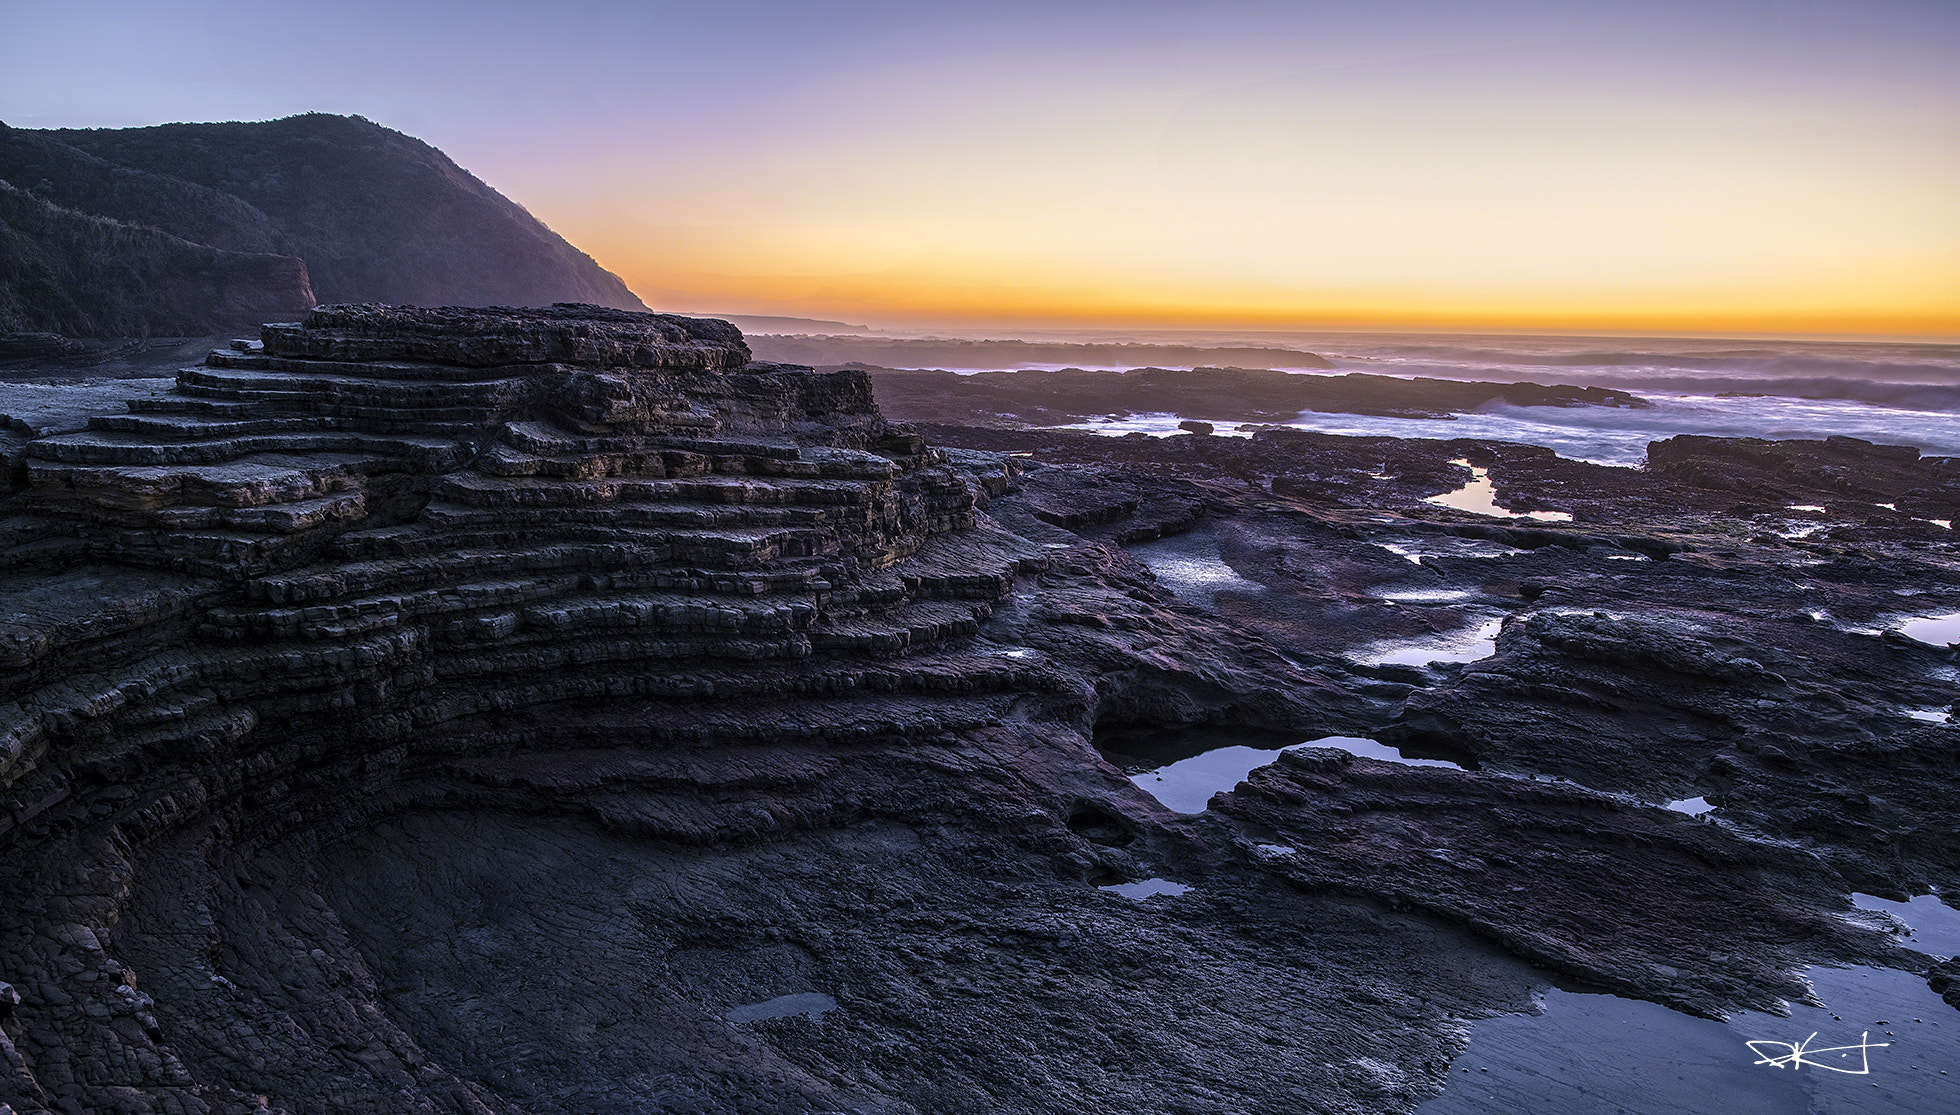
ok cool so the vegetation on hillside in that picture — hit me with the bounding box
[0,114,646,337]
[0,179,312,336]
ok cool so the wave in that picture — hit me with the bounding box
[1341,368,1960,410]
[1355,350,1960,382]
[1309,337,1960,410]
[1068,392,1960,468]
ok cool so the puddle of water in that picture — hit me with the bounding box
[983,646,1037,659]
[1377,538,1530,565]
[1142,554,1265,595]
[1113,731,1467,814]
[726,991,837,1023]
[1377,587,1481,603]
[1301,734,1467,771]
[1668,796,1716,816]
[1420,986,1807,1115]
[1422,965,1960,1115]
[1877,503,1898,511]
[1378,540,1531,565]
[1424,459,1575,523]
[1253,843,1298,858]
[1355,617,1505,667]
[1904,707,1951,723]
[1100,878,1192,899]
[1788,504,1828,513]
[1896,613,1960,646]
[1924,519,1953,530]
[1127,532,1266,607]
[1128,744,1291,813]
[1852,893,1960,958]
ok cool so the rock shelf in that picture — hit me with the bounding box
[2,308,1957,1115]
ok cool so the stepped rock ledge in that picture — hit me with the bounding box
[0,303,1368,1115]
[0,305,1949,1114]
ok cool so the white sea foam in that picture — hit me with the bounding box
[952,331,1960,465]
[1052,394,1960,467]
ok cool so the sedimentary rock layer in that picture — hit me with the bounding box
[0,304,1365,1114]
[2,313,1955,1114]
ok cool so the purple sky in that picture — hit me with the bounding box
[5,1,1956,335]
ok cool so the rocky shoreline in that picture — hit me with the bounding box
[855,364,1648,427]
[1,306,1956,1114]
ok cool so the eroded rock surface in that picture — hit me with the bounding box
[1,312,1955,1114]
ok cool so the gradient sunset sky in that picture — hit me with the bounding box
[5,0,1956,337]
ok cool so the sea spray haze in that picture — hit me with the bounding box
[745,328,1960,467]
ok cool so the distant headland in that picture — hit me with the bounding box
[0,113,643,337]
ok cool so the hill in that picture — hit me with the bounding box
[0,114,645,336]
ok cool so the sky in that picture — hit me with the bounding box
[3,0,1956,338]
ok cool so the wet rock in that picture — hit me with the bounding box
[1647,433,1960,515]
[1209,755,1905,1017]
[865,365,1645,428]
[1929,957,1960,1010]
[4,333,1958,1113]
[0,306,1406,1114]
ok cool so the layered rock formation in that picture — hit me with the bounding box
[1,310,1954,1114]
[1,302,1044,820]
[0,304,1365,1114]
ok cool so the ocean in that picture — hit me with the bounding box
[916,330,1960,465]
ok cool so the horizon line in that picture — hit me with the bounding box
[679,308,1960,347]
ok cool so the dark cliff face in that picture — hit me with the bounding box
[0,114,646,336]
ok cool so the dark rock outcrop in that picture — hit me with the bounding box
[0,305,1385,1114]
[2,318,1955,1114]
[1931,957,1960,1009]
[861,364,1648,427]
[1648,432,1960,522]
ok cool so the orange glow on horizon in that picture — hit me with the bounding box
[13,1,1956,343]
[584,251,1960,341]
[523,4,1960,346]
